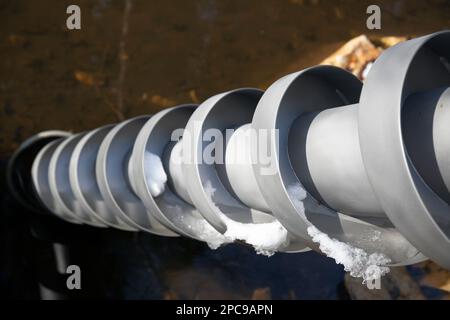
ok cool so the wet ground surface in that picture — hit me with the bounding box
[1,0,450,155]
[1,0,450,299]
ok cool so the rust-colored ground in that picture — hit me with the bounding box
[1,0,450,155]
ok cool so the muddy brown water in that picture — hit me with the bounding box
[0,0,449,299]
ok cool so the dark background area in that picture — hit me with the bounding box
[1,0,449,299]
[0,168,346,299]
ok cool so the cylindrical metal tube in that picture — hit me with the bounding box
[403,86,450,204]
[9,31,450,271]
[288,86,450,219]
[223,124,271,213]
[289,103,385,217]
[162,140,195,206]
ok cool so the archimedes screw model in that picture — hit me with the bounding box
[7,31,450,281]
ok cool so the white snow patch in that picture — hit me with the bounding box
[167,204,231,250]
[307,225,391,282]
[222,215,289,256]
[200,222,231,250]
[287,183,307,214]
[202,180,290,256]
[144,151,167,197]
[286,183,390,282]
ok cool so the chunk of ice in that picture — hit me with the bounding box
[203,180,290,256]
[307,225,391,282]
[287,183,390,282]
[222,215,289,256]
[167,204,231,249]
